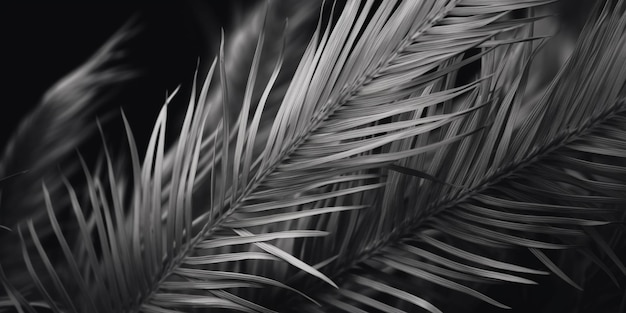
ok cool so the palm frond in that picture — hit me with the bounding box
[0,19,140,291]
[1,0,625,313]
[0,18,139,226]
[286,0,626,311]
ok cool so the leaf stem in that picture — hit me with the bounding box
[329,102,626,293]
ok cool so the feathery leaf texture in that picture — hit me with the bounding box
[1,0,625,312]
[0,19,141,291]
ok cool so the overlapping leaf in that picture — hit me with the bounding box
[287,1,626,312]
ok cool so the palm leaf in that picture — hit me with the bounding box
[0,19,140,292]
[285,1,626,311]
[1,0,625,312]
[0,18,139,227]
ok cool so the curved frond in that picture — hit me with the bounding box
[286,0,626,311]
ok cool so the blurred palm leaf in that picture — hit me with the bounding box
[1,0,625,312]
[0,19,140,291]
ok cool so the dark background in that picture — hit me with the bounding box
[0,2,211,149]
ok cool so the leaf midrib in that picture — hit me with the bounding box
[324,101,626,297]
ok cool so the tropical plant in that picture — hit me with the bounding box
[1,0,625,312]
